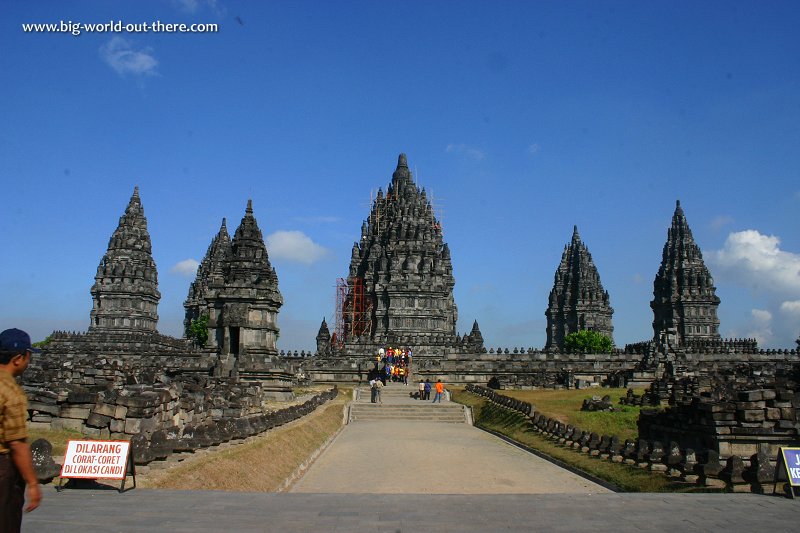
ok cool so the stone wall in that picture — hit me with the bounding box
[303,344,799,387]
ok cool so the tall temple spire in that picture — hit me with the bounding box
[90,187,160,332]
[651,200,720,346]
[340,153,460,356]
[545,226,613,350]
[184,218,232,334]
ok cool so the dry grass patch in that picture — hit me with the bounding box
[28,427,85,458]
[141,389,348,492]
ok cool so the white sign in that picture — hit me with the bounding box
[60,440,130,480]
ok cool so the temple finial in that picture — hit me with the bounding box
[133,186,140,198]
[397,153,408,168]
[246,199,253,214]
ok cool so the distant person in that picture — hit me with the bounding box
[374,377,383,404]
[424,379,431,400]
[369,377,377,403]
[1,328,42,533]
[418,380,425,400]
[432,379,444,403]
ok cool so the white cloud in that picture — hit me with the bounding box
[745,308,773,346]
[708,230,800,294]
[780,300,800,314]
[709,215,734,232]
[527,143,541,155]
[266,231,329,264]
[445,143,486,161]
[171,259,200,277]
[751,308,772,322]
[100,37,158,77]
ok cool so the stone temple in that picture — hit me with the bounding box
[544,226,614,350]
[316,153,482,357]
[650,200,721,347]
[184,200,284,378]
[90,187,160,333]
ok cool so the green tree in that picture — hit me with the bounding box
[564,330,613,353]
[186,314,209,347]
[32,335,53,348]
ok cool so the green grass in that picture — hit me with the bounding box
[497,387,650,441]
[453,390,718,493]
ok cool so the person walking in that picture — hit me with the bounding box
[374,377,383,404]
[432,379,445,403]
[369,377,377,403]
[424,379,431,400]
[1,328,42,533]
[418,379,425,400]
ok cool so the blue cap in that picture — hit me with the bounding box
[0,328,41,354]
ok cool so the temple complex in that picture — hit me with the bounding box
[544,226,614,350]
[184,200,284,377]
[89,187,161,333]
[325,153,480,357]
[650,200,721,347]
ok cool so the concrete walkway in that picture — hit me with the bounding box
[22,489,800,532]
[292,383,606,493]
[291,418,607,493]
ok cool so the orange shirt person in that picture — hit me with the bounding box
[432,379,445,403]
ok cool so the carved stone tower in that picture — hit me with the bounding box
[545,226,614,350]
[184,218,232,334]
[185,201,283,370]
[651,200,721,347]
[341,153,460,356]
[90,187,160,332]
[316,318,331,356]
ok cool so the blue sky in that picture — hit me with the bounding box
[2,1,799,350]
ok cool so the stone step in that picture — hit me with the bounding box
[350,404,467,423]
[353,402,464,411]
[352,414,466,422]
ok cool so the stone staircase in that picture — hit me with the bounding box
[349,383,468,423]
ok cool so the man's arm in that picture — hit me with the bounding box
[8,439,42,512]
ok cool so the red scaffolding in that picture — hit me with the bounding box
[333,276,373,347]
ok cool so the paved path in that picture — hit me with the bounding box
[22,489,800,532]
[293,383,607,493]
[291,419,607,493]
